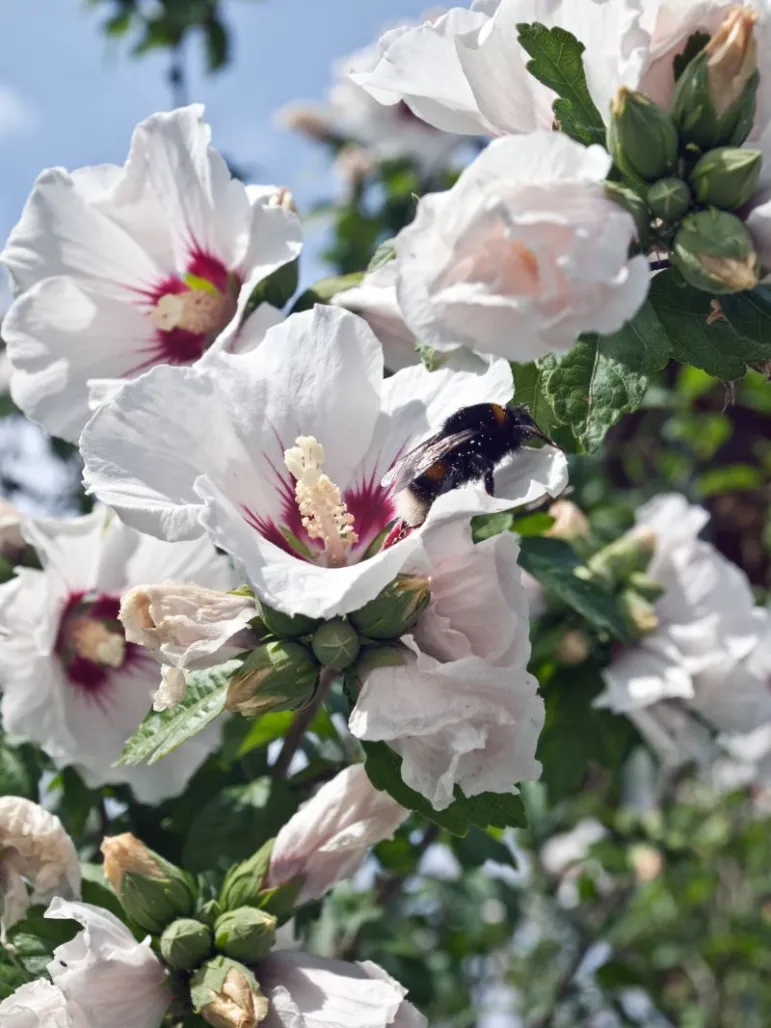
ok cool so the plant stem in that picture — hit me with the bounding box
[271,668,336,780]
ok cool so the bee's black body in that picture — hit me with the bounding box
[384,402,554,527]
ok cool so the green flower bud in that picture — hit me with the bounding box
[586,527,657,590]
[619,588,659,637]
[689,147,762,210]
[349,574,431,640]
[604,181,651,247]
[219,839,274,912]
[190,956,268,1028]
[253,877,305,922]
[608,88,678,184]
[259,602,321,639]
[647,178,691,222]
[672,8,759,149]
[354,642,409,677]
[628,571,666,603]
[160,918,212,970]
[101,833,197,935]
[311,618,361,669]
[198,900,222,928]
[214,907,277,963]
[671,208,759,293]
[225,640,319,717]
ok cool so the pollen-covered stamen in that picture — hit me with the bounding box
[67,615,126,668]
[151,276,237,338]
[284,436,359,567]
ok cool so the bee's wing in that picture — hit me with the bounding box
[381,429,477,492]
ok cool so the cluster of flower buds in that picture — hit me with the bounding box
[225,575,431,716]
[100,833,307,1028]
[606,8,763,294]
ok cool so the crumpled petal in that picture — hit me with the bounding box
[268,764,407,903]
[47,898,170,1028]
[0,796,81,934]
[351,646,543,811]
[259,951,426,1028]
[0,979,87,1028]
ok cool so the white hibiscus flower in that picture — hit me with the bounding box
[267,763,407,903]
[280,9,461,173]
[47,898,170,1028]
[350,518,543,809]
[352,0,650,139]
[81,305,567,621]
[0,796,81,935]
[597,494,770,738]
[394,132,649,362]
[0,506,236,802]
[0,104,301,442]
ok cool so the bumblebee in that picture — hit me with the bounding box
[382,403,555,527]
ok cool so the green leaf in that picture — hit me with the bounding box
[452,827,516,870]
[538,667,637,802]
[204,15,229,73]
[650,271,771,379]
[80,864,128,921]
[368,238,397,273]
[545,303,671,452]
[719,286,771,364]
[363,742,527,836]
[7,909,80,976]
[0,736,37,798]
[244,259,299,316]
[0,961,32,1000]
[118,661,240,767]
[233,711,295,759]
[511,360,559,438]
[183,778,298,873]
[516,23,606,144]
[518,536,631,641]
[290,272,364,313]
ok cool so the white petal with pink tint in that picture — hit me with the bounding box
[47,899,170,1028]
[268,764,407,903]
[259,951,425,1028]
[0,980,85,1028]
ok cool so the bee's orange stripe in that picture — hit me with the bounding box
[491,404,507,424]
[424,460,448,482]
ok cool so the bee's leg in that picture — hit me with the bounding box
[484,466,495,496]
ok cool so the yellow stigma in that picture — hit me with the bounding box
[284,435,358,567]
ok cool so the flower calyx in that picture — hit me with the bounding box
[224,641,320,717]
[101,833,197,935]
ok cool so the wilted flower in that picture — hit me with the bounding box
[0,979,85,1028]
[267,764,407,903]
[0,796,80,935]
[281,12,462,172]
[81,305,566,621]
[0,506,233,801]
[394,133,649,363]
[101,833,197,935]
[350,519,543,810]
[192,956,269,1028]
[0,105,301,442]
[120,582,258,710]
[597,494,770,743]
[46,898,170,1028]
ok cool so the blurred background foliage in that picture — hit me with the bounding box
[1,4,770,1027]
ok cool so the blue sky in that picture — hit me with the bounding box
[0,0,431,288]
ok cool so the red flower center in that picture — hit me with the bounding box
[55,592,138,697]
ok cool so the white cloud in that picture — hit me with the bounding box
[0,85,37,140]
